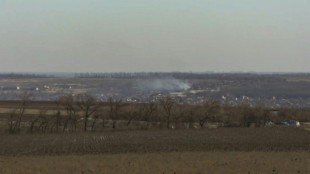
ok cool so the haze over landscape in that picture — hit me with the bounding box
[1,0,310,73]
[2,2,310,174]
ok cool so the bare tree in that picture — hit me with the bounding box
[222,105,240,127]
[123,103,139,127]
[91,112,100,131]
[8,90,32,134]
[29,115,40,133]
[142,102,157,126]
[58,94,77,132]
[238,101,253,127]
[38,110,49,133]
[172,104,186,128]
[198,98,220,128]
[90,103,106,131]
[50,100,62,133]
[107,97,125,128]
[77,93,99,132]
[254,99,269,126]
[160,96,175,128]
[8,110,17,134]
[29,109,49,133]
[181,104,197,128]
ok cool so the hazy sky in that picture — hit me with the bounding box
[1,0,309,73]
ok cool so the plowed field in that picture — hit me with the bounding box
[1,127,309,156]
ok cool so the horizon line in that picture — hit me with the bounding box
[1,71,310,77]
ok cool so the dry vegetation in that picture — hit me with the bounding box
[0,128,310,173]
[1,95,310,173]
[1,93,310,134]
[1,151,310,174]
[0,128,309,156]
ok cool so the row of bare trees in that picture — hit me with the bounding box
[8,91,32,134]
[7,92,310,134]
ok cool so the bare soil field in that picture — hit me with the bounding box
[0,128,309,156]
[1,128,310,173]
[0,152,309,174]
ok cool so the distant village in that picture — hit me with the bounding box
[1,76,310,108]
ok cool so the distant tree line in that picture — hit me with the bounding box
[6,91,310,134]
[0,73,53,79]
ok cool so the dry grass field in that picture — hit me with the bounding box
[1,152,310,174]
[0,128,310,156]
[0,128,310,173]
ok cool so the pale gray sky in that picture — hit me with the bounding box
[0,0,309,73]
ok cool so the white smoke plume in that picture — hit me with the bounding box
[136,78,191,91]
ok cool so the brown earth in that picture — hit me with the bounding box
[1,128,310,174]
[0,151,310,174]
[0,128,310,156]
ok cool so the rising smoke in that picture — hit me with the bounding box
[136,78,191,92]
